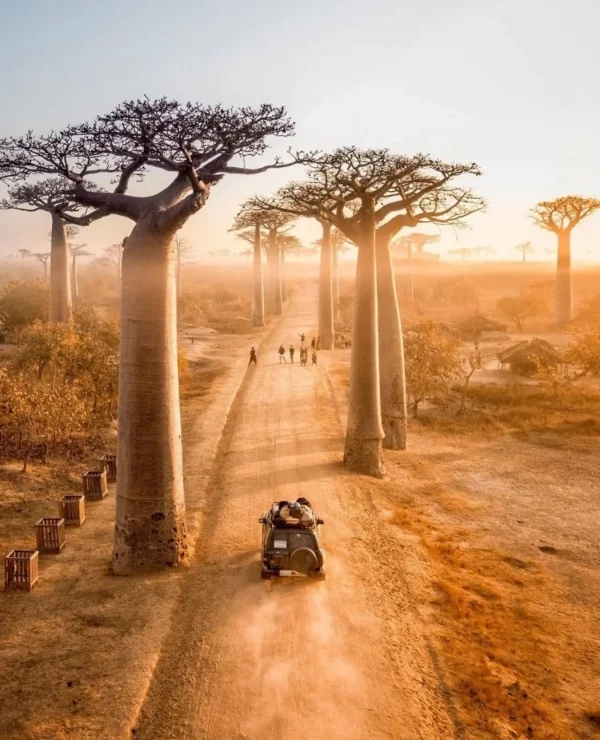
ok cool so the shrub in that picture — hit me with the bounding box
[404,322,462,417]
[0,279,49,338]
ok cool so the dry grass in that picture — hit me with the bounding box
[415,384,600,441]
[179,358,226,402]
[390,502,570,739]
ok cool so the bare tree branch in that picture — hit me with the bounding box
[0,97,297,236]
[531,196,600,234]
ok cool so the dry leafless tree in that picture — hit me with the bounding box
[531,196,600,325]
[0,96,296,573]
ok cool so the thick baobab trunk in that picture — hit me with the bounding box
[406,242,414,302]
[177,252,182,298]
[49,213,72,323]
[376,234,408,450]
[332,243,340,320]
[280,248,288,302]
[71,254,79,302]
[318,221,334,350]
[116,240,124,287]
[343,209,384,476]
[251,223,265,326]
[112,220,187,574]
[267,239,283,315]
[555,230,573,325]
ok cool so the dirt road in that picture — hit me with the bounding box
[135,288,456,740]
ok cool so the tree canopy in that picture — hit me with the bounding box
[0,97,296,231]
[248,147,484,246]
[531,196,600,234]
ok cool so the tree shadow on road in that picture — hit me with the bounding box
[230,437,343,463]
[234,459,345,493]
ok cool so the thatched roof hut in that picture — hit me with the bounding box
[497,338,562,375]
[453,314,507,339]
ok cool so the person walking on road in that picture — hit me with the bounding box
[289,345,295,363]
[300,347,307,366]
[311,337,316,350]
[298,333,305,343]
[312,350,318,366]
[278,344,287,363]
[248,347,257,366]
[316,336,321,351]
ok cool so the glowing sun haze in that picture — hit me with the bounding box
[1,0,598,262]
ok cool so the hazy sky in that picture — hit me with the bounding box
[1,0,599,263]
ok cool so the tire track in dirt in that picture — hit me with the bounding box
[134,288,457,740]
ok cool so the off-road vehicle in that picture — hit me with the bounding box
[259,498,325,579]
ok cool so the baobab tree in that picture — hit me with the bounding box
[276,232,303,302]
[392,232,440,257]
[17,248,31,261]
[514,241,535,263]
[232,202,295,317]
[531,196,600,325]
[0,179,92,322]
[313,227,347,319]
[254,149,484,466]
[174,234,193,298]
[233,224,265,325]
[470,245,494,260]
[448,246,474,260]
[34,252,50,280]
[69,244,92,301]
[392,233,440,301]
[103,239,127,286]
[0,97,295,573]
[246,187,340,353]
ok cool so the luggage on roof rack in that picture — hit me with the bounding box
[271,498,316,528]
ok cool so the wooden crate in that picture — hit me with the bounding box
[5,550,39,591]
[35,517,66,553]
[100,453,117,482]
[58,494,86,526]
[82,469,108,500]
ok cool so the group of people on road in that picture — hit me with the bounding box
[248,332,320,367]
[278,338,317,366]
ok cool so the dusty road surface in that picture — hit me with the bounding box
[135,288,456,740]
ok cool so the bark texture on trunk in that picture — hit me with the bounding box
[280,247,288,302]
[318,221,334,350]
[112,221,187,574]
[344,208,384,476]
[555,230,573,325]
[71,254,79,302]
[177,253,182,298]
[376,234,408,450]
[49,213,72,323]
[116,246,122,287]
[407,244,414,302]
[332,243,340,321]
[267,237,283,315]
[252,223,265,326]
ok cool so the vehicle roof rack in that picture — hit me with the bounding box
[269,500,317,529]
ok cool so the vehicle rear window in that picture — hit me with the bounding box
[268,532,316,550]
[288,533,315,549]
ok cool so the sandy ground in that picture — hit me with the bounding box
[0,323,271,739]
[134,288,456,740]
[2,284,598,739]
[135,286,599,740]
